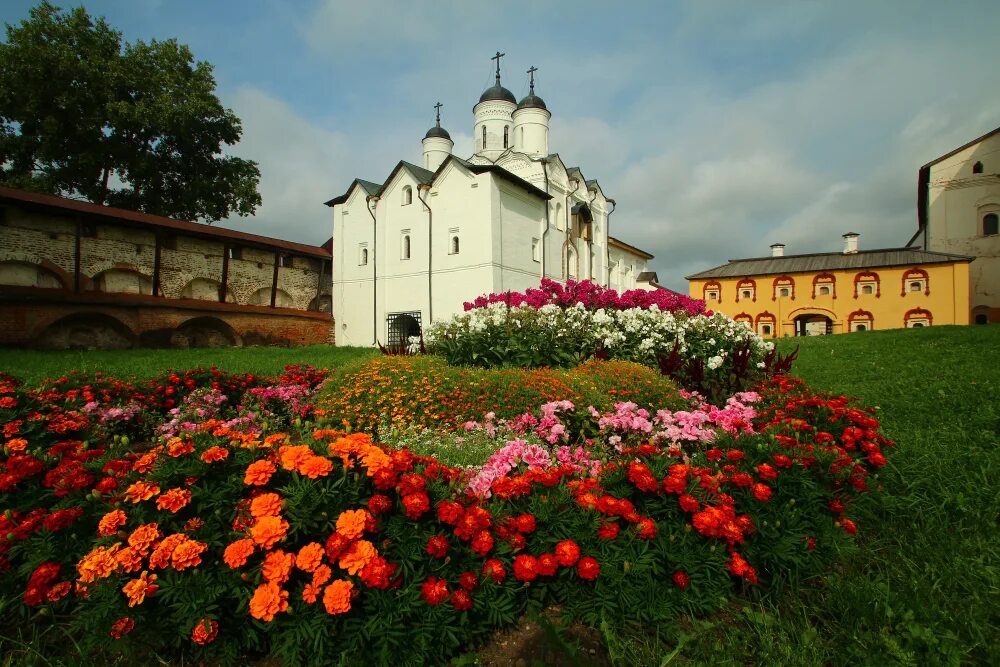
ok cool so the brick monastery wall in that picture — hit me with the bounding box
[0,199,334,348]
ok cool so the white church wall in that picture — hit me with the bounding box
[333,187,377,346]
[497,183,547,294]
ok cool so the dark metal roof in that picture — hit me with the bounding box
[424,125,452,140]
[609,236,654,260]
[467,163,552,200]
[0,186,331,258]
[478,84,516,105]
[516,93,548,111]
[637,271,658,283]
[685,247,974,280]
[399,161,436,185]
[324,178,383,207]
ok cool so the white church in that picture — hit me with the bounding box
[326,54,660,347]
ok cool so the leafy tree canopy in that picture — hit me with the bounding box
[0,2,261,222]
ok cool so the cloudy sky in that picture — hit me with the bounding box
[3,1,999,290]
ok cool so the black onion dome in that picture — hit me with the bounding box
[478,84,517,104]
[516,93,547,111]
[424,125,452,140]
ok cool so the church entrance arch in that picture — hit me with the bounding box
[793,314,832,336]
[385,311,422,351]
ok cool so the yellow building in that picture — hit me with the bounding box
[910,126,1000,324]
[686,234,971,337]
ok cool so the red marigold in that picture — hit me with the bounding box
[223,538,255,569]
[459,571,479,591]
[191,618,219,645]
[755,463,778,480]
[470,530,494,556]
[555,540,580,567]
[513,514,536,534]
[200,447,229,463]
[482,558,506,584]
[772,454,793,469]
[729,472,753,488]
[672,571,690,589]
[156,488,192,513]
[512,554,538,582]
[249,582,288,621]
[637,517,658,539]
[110,617,135,639]
[322,579,354,615]
[450,588,473,611]
[436,500,464,525]
[244,460,277,486]
[839,518,858,535]
[98,509,127,537]
[678,494,700,513]
[420,576,449,606]
[662,474,687,495]
[325,532,351,561]
[359,555,395,590]
[537,553,558,576]
[597,521,620,540]
[401,492,430,519]
[576,556,600,581]
[751,483,773,502]
[426,535,449,559]
[367,494,393,515]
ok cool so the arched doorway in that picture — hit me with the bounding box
[386,311,422,350]
[793,313,832,336]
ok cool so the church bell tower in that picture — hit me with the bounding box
[473,51,516,160]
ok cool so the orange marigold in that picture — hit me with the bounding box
[200,446,229,463]
[98,509,127,537]
[250,515,289,550]
[167,437,195,457]
[109,617,135,639]
[127,523,161,556]
[295,542,325,573]
[264,433,290,447]
[77,544,121,583]
[302,582,322,604]
[124,481,160,503]
[278,444,313,471]
[337,539,375,576]
[171,539,207,570]
[312,564,332,588]
[115,546,143,574]
[335,509,370,541]
[249,582,288,622]
[122,571,157,607]
[298,455,333,479]
[183,517,205,533]
[223,538,255,569]
[244,460,277,486]
[6,437,27,452]
[322,579,353,615]
[191,618,219,645]
[132,450,160,473]
[261,550,295,584]
[250,492,283,518]
[156,488,192,513]
[148,534,188,570]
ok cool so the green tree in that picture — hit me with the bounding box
[0,2,261,222]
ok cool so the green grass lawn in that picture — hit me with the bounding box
[0,345,378,384]
[610,325,1000,666]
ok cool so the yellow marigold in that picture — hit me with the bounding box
[223,538,255,569]
[250,515,289,550]
[298,455,333,479]
[249,582,288,622]
[167,437,194,457]
[124,481,160,504]
[335,509,369,541]
[127,523,161,556]
[156,488,192,513]
[261,550,295,584]
[115,546,143,574]
[295,542,324,573]
[122,571,157,607]
[148,533,188,570]
[337,539,375,576]
[311,564,332,588]
[278,445,313,471]
[244,460,276,486]
[171,539,207,570]
[322,579,353,615]
[77,544,121,583]
[250,492,283,518]
[98,509,127,537]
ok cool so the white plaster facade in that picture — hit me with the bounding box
[914,126,1000,323]
[328,68,655,347]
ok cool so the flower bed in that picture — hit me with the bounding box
[0,366,893,665]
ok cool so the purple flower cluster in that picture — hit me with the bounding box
[463,278,709,316]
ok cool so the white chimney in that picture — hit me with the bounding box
[842,232,859,254]
[770,243,785,257]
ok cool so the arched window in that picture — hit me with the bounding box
[854,271,880,298]
[772,275,795,301]
[503,125,509,148]
[402,234,411,260]
[482,126,487,149]
[736,279,756,303]
[402,186,412,205]
[451,236,460,255]
[812,273,836,299]
[862,284,874,295]
[904,307,932,328]
[361,248,368,265]
[973,161,984,174]
[849,309,873,332]
[755,312,776,338]
[901,268,929,296]
[703,281,722,303]
[984,213,999,236]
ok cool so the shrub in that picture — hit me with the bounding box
[313,357,683,438]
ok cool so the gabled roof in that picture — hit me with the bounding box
[324,178,382,207]
[0,186,331,258]
[920,125,1000,170]
[609,236,654,260]
[685,247,974,280]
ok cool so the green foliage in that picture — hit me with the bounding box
[0,2,261,221]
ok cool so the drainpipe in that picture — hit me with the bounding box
[588,188,598,281]
[418,184,434,324]
[565,178,580,280]
[366,195,378,345]
[605,198,616,288]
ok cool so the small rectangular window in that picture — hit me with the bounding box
[705,290,720,302]
[227,246,242,260]
[532,238,540,262]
